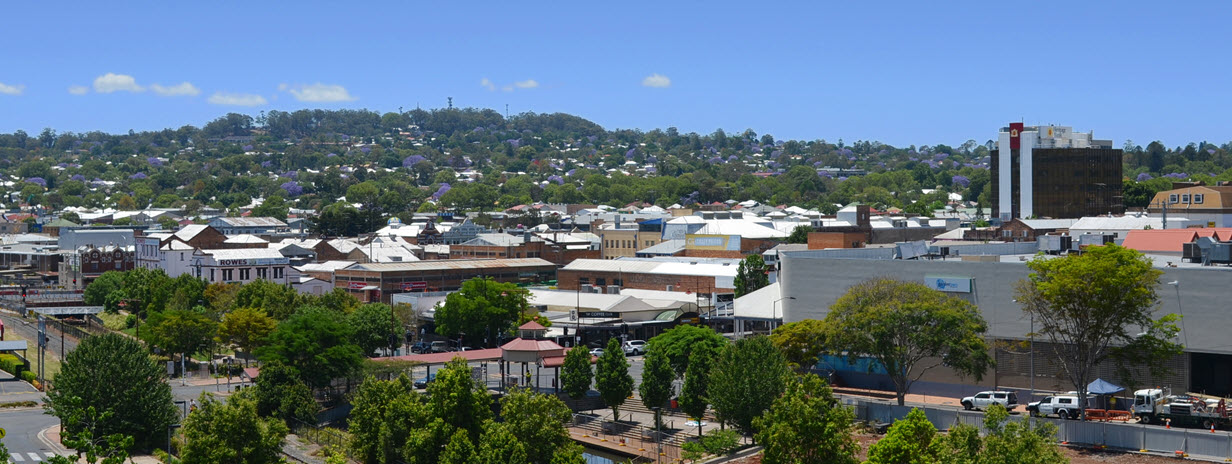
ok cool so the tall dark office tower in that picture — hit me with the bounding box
[990,123,1123,220]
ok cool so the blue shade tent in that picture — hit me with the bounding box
[1087,378,1124,395]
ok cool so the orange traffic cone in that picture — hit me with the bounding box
[1166,419,1172,429]
[1212,423,1217,433]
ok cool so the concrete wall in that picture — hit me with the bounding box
[779,253,1232,392]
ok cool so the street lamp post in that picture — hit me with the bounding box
[1166,281,1188,347]
[650,406,662,464]
[771,296,795,333]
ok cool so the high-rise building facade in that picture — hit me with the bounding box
[991,123,1123,220]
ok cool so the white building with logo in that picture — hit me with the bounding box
[189,248,293,285]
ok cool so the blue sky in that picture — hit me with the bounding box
[1,1,1229,148]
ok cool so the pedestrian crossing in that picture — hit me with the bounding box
[7,451,62,463]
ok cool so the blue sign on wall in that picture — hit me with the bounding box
[924,275,972,293]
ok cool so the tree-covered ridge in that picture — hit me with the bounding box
[0,108,1224,231]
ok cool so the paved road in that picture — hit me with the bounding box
[0,407,65,463]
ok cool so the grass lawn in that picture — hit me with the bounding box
[95,311,130,331]
[4,331,62,381]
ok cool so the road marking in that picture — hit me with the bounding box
[26,453,40,461]
[9,452,21,461]
[44,453,55,458]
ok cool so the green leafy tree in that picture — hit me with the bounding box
[351,303,400,356]
[180,392,288,464]
[476,421,528,464]
[251,362,319,426]
[439,429,477,464]
[218,307,278,365]
[257,310,363,389]
[145,308,218,365]
[1016,244,1182,420]
[865,408,938,464]
[234,279,301,320]
[45,334,177,450]
[708,336,789,435]
[646,325,728,377]
[250,194,290,221]
[349,375,428,464]
[428,358,492,442]
[434,278,530,347]
[753,374,857,464]
[43,399,135,464]
[824,278,992,406]
[83,271,124,308]
[594,338,633,422]
[769,319,827,373]
[678,343,716,438]
[639,348,674,430]
[977,403,1066,464]
[560,346,593,399]
[0,440,8,463]
[733,254,769,298]
[499,388,578,464]
[787,225,812,244]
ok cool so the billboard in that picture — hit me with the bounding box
[685,234,740,251]
[924,275,972,293]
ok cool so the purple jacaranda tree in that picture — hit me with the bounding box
[403,155,427,168]
[280,181,303,197]
[25,177,46,187]
[952,175,970,188]
[1136,173,1154,181]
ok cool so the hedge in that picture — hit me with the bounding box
[20,370,35,382]
[0,354,18,375]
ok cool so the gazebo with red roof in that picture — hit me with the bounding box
[501,321,567,391]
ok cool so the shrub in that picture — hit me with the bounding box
[125,314,138,329]
[0,354,18,374]
[20,370,36,383]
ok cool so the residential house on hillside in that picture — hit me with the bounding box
[1147,182,1232,228]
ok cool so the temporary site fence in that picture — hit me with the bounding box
[846,395,1232,461]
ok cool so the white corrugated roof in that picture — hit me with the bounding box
[202,248,285,260]
[529,289,656,313]
[224,234,269,244]
[1070,216,1191,231]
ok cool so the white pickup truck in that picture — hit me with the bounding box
[961,391,1019,411]
[1027,395,1089,420]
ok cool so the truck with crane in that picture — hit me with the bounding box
[1133,388,1232,429]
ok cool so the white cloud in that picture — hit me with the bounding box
[68,85,89,95]
[207,92,268,106]
[514,79,539,89]
[641,73,671,88]
[150,82,201,97]
[93,73,144,93]
[277,83,288,92]
[480,78,496,91]
[284,83,357,102]
[0,82,24,96]
[502,85,513,92]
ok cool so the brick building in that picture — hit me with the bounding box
[557,258,739,294]
[333,258,557,303]
[451,232,599,266]
[961,218,1076,242]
